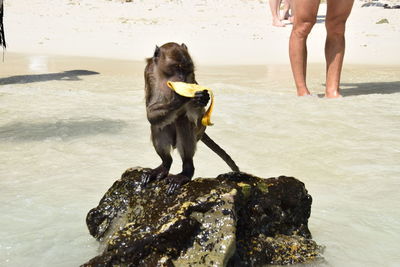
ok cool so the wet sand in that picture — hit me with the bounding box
[1,53,400,266]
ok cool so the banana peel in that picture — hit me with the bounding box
[167,81,214,126]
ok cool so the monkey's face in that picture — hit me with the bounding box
[154,43,195,83]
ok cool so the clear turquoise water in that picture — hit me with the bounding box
[1,54,399,266]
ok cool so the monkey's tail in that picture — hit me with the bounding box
[201,132,240,172]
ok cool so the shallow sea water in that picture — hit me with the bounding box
[0,54,399,266]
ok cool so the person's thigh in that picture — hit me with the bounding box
[293,0,320,24]
[326,0,354,26]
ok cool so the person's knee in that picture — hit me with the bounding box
[325,19,347,37]
[293,19,316,38]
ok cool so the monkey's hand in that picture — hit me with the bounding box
[166,174,191,195]
[167,81,214,126]
[192,90,210,107]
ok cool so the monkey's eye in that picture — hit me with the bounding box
[162,66,175,77]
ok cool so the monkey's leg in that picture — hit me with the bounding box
[141,125,175,186]
[166,117,196,194]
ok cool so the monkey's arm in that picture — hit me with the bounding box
[146,96,187,125]
[167,81,212,125]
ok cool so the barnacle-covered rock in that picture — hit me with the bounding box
[83,168,322,266]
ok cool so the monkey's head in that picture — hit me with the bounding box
[153,42,195,83]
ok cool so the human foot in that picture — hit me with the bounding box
[272,18,285,27]
[297,88,311,96]
[325,90,342,98]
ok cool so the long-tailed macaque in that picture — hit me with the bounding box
[143,42,239,194]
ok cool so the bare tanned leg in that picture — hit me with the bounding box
[289,0,320,96]
[281,0,291,20]
[269,0,285,27]
[324,0,354,98]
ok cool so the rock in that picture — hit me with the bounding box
[362,2,385,7]
[361,0,400,8]
[376,18,389,24]
[83,167,322,266]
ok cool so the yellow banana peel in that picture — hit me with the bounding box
[167,81,214,126]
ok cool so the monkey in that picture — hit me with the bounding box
[142,42,239,194]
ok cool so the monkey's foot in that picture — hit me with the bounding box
[140,166,169,187]
[165,174,191,195]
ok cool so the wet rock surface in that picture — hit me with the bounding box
[83,168,322,266]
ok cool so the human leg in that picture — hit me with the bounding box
[281,0,291,20]
[289,0,320,96]
[269,0,285,27]
[288,0,294,23]
[324,0,354,98]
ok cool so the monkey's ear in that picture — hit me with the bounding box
[181,43,188,50]
[154,45,160,58]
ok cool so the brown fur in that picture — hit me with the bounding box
[142,42,239,194]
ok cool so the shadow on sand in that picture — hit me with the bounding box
[317,81,400,97]
[0,70,100,85]
[0,119,126,142]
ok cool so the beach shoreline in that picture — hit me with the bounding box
[2,0,400,65]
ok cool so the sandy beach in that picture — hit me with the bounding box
[1,1,400,267]
[2,0,400,64]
